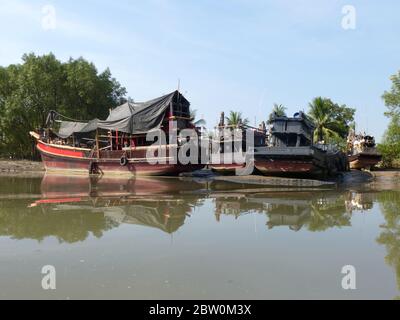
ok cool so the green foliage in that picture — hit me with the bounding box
[380,71,400,167]
[0,53,126,159]
[268,103,287,124]
[382,71,400,118]
[378,115,400,168]
[225,111,249,127]
[307,97,355,145]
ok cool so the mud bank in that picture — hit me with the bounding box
[369,170,400,190]
[1,159,399,189]
[0,160,44,176]
[185,169,378,188]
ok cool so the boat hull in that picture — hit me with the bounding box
[348,152,382,170]
[209,152,254,175]
[37,140,203,176]
[209,163,247,174]
[254,146,348,178]
[254,158,318,175]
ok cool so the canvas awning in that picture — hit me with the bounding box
[97,90,190,134]
[54,119,99,139]
[49,90,190,138]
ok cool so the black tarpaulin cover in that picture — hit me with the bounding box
[55,119,99,139]
[98,90,189,134]
[51,91,190,137]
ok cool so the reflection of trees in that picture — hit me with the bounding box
[306,194,352,231]
[376,191,400,298]
[214,196,263,221]
[0,176,42,195]
[0,200,117,243]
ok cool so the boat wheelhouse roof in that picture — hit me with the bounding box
[56,119,99,139]
[106,90,190,122]
[270,112,315,142]
[48,90,190,138]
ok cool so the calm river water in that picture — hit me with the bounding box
[0,174,399,299]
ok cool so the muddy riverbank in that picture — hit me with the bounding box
[1,160,399,187]
[0,160,44,176]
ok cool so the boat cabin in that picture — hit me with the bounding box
[269,112,315,148]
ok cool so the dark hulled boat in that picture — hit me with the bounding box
[30,91,204,176]
[253,112,349,178]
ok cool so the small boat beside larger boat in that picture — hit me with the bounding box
[209,112,267,175]
[347,131,382,170]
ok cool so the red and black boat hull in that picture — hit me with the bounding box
[254,157,321,176]
[36,140,203,176]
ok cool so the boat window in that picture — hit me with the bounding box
[287,133,298,147]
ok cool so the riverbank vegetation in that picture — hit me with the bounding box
[379,71,400,168]
[0,53,127,159]
[307,97,355,150]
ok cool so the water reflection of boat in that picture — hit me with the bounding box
[212,190,375,231]
[38,174,207,200]
[20,174,207,241]
[48,200,190,234]
[344,191,374,212]
[3,174,380,244]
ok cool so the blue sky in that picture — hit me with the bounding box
[0,0,399,140]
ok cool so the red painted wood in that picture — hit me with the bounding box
[255,160,315,173]
[37,141,85,158]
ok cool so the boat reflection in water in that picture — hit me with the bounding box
[1,174,399,299]
[213,189,375,232]
[21,174,378,243]
[27,174,207,240]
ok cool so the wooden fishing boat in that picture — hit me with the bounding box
[347,133,382,170]
[254,112,349,178]
[30,91,204,176]
[209,112,267,174]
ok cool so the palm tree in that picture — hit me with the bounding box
[268,103,287,124]
[225,111,249,127]
[308,97,341,143]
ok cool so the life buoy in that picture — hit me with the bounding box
[120,156,128,166]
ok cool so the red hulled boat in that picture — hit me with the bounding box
[30,91,204,176]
